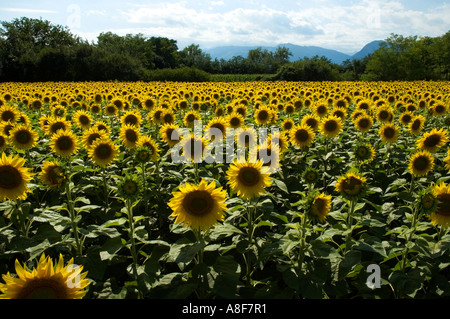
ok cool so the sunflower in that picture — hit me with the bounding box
[183,110,202,128]
[88,138,119,168]
[49,130,79,158]
[431,102,447,117]
[81,127,109,150]
[134,146,152,164]
[0,105,20,124]
[227,112,245,129]
[39,160,65,188]
[302,167,320,185]
[46,117,72,136]
[0,253,91,299]
[89,103,102,115]
[305,191,332,223]
[416,187,438,215]
[376,106,394,123]
[281,118,295,132]
[301,114,320,131]
[117,174,141,200]
[379,123,400,144]
[353,114,373,133]
[408,150,434,177]
[254,106,273,125]
[137,136,160,161]
[335,171,367,200]
[313,102,329,118]
[290,124,315,149]
[168,179,228,231]
[408,115,425,135]
[160,123,182,147]
[0,153,33,202]
[353,143,376,164]
[399,112,413,126]
[226,160,272,200]
[73,110,92,130]
[9,125,38,150]
[332,107,347,121]
[119,124,141,149]
[430,182,450,228]
[320,115,343,138]
[204,117,228,141]
[120,110,142,127]
[417,128,449,153]
[92,121,110,135]
[104,103,119,117]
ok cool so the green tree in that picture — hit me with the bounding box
[0,17,77,80]
[178,44,214,72]
[149,37,179,69]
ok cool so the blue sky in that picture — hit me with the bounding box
[0,0,449,54]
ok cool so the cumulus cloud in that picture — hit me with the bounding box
[116,0,450,53]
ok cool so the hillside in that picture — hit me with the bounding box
[204,40,385,65]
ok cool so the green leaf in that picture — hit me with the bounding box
[100,237,125,261]
[273,178,289,193]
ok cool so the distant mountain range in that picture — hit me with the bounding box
[204,40,385,65]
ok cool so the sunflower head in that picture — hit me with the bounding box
[301,114,320,131]
[304,190,332,223]
[408,150,435,177]
[353,143,376,164]
[119,124,141,149]
[408,115,425,135]
[416,187,438,216]
[417,128,449,153]
[379,123,400,144]
[226,160,272,200]
[39,160,65,188]
[0,153,34,202]
[88,138,119,168]
[254,106,273,125]
[0,253,91,299]
[160,123,182,147]
[9,125,38,150]
[430,182,450,228]
[134,146,153,164]
[168,179,228,231]
[335,171,367,200]
[302,167,320,185]
[320,115,343,138]
[117,174,141,201]
[290,124,315,149]
[50,130,79,158]
[354,114,373,133]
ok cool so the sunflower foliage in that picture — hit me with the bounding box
[0,81,449,300]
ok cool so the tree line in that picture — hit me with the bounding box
[0,17,448,82]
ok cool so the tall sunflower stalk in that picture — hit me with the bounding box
[118,174,143,298]
[226,160,272,286]
[334,170,367,255]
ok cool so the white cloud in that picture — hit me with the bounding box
[114,0,450,53]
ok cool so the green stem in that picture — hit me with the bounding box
[103,168,109,213]
[66,177,82,257]
[401,206,419,272]
[298,212,309,272]
[344,200,356,255]
[126,199,141,297]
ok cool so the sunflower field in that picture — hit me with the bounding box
[0,80,449,300]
